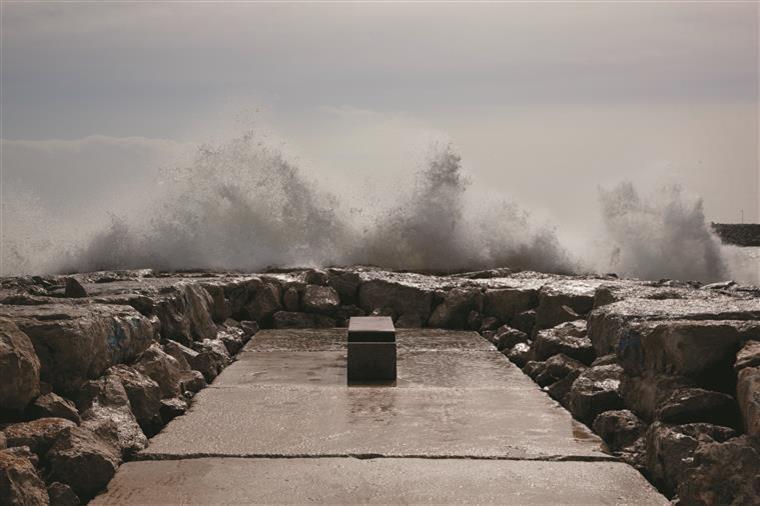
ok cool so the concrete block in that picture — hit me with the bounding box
[348,316,395,342]
[347,342,397,382]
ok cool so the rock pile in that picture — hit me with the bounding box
[1,266,758,504]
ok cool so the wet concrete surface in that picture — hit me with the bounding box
[96,329,667,504]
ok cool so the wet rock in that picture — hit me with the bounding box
[479,316,500,332]
[522,361,548,385]
[63,277,87,298]
[737,366,760,436]
[301,285,341,314]
[493,325,528,352]
[3,417,76,456]
[531,320,594,365]
[546,371,583,407]
[466,311,482,331]
[616,437,647,473]
[239,320,259,338]
[327,269,361,305]
[358,279,434,325]
[0,448,49,505]
[512,309,536,335]
[106,365,162,435]
[505,342,531,368]
[303,269,329,286]
[134,343,183,398]
[190,338,231,382]
[620,372,695,422]
[159,397,187,423]
[535,282,595,330]
[428,288,483,329]
[568,364,623,425]
[198,282,229,323]
[592,410,645,451]
[482,288,537,323]
[225,277,282,324]
[153,283,218,345]
[0,304,153,395]
[591,354,618,367]
[47,482,80,506]
[677,435,760,506]
[47,426,120,501]
[735,340,760,371]
[28,393,80,425]
[217,326,246,355]
[645,422,736,495]
[78,374,148,457]
[0,317,41,412]
[656,387,740,428]
[282,287,300,312]
[162,339,194,371]
[273,311,336,329]
[179,370,206,394]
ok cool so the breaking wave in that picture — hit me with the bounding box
[0,130,749,284]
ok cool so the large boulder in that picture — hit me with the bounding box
[153,282,217,345]
[28,393,80,425]
[505,342,531,368]
[534,282,596,330]
[493,325,529,352]
[327,269,361,305]
[47,482,80,506]
[428,288,483,329]
[0,317,41,412]
[735,340,760,371]
[737,366,760,437]
[273,311,335,329]
[133,344,183,398]
[198,282,229,324]
[620,372,695,422]
[0,304,154,395]
[655,387,740,428]
[301,285,341,314]
[3,417,76,457]
[64,278,87,298]
[225,277,282,324]
[531,320,594,365]
[482,288,537,323]
[0,448,49,505]
[47,426,120,501]
[534,354,586,388]
[358,279,433,324]
[645,422,736,496]
[677,435,760,505]
[567,364,623,425]
[106,365,162,435]
[592,409,645,451]
[189,338,231,382]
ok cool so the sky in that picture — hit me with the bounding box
[1,1,758,255]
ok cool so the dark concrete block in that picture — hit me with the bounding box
[347,342,397,383]
[348,316,395,343]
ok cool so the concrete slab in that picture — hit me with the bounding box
[215,350,528,389]
[140,384,607,460]
[246,328,494,352]
[94,457,668,505]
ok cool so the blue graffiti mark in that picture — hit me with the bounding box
[107,319,129,362]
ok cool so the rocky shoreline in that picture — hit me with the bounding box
[1,266,758,505]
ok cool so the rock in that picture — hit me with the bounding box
[3,445,39,468]
[395,313,423,328]
[358,279,434,325]
[302,285,340,314]
[466,311,482,331]
[198,282,229,323]
[0,432,5,449]
[592,410,645,451]
[493,325,528,352]
[153,282,218,345]
[189,339,231,382]
[3,417,76,456]
[505,342,531,368]
[239,320,259,338]
[327,269,361,305]
[482,288,537,323]
[616,437,647,473]
[162,340,194,371]
[225,277,282,324]
[735,340,760,372]
[677,435,760,505]
[546,371,583,407]
[645,422,736,495]
[282,287,300,312]
[303,269,329,286]
[78,374,148,457]
[656,387,740,428]
[106,365,162,435]
[272,311,335,329]
[531,320,595,365]
[159,397,187,423]
[522,361,548,384]
[47,482,80,506]
[479,316,500,332]
[217,327,245,355]
[64,278,87,298]
[428,288,483,329]
[567,364,623,425]
[512,310,536,335]
[534,282,595,330]
[0,304,154,395]
[538,354,586,385]
[0,448,49,505]
[179,370,206,394]
[134,344,183,398]
[591,354,618,367]
[737,366,760,437]
[47,426,121,501]
[28,393,80,425]
[620,372,695,422]
[0,317,41,412]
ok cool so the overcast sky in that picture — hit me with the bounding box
[2,1,758,242]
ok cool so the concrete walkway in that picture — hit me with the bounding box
[94,329,667,504]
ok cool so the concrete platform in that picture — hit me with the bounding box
[93,458,667,505]
[95,329,668,504]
